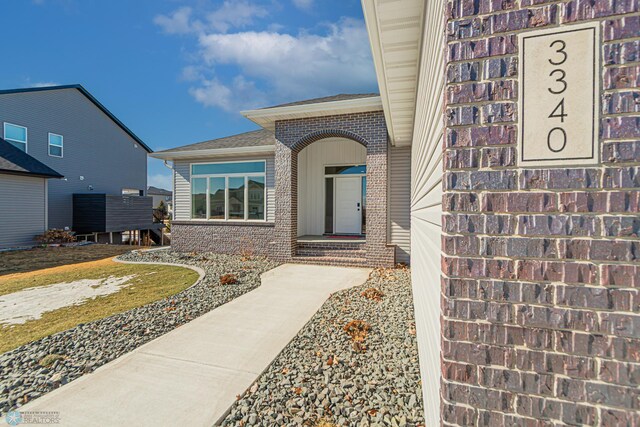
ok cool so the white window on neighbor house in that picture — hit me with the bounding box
[191,160,266,221]
[4,123,27,152]
[48,133,63,158]
[122,188,143,196]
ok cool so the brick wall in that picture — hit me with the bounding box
[171,221,275,256]
[442,1,640,425]
[274,111,395,267]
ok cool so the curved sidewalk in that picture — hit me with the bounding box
[11,263,371,427]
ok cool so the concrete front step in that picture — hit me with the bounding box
[297,241,365,251]
[290,256,370,268]
[296,249,366,258]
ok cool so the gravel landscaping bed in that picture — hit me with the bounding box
[0,250,279,414]
[222,266,424,427]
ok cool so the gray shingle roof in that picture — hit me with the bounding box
[147,186,172,196]
[157,129,275,153]
[262,93,379,109]
[0,138,63,178]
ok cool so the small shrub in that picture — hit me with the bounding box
[361,287,384,302]
[220,274,239,285]
[35,229,76,245]
[39,354,65,367]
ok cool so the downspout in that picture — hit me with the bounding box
[162,160,175,218]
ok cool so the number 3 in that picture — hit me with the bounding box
[548,69,567,94]
[549,40,567,66]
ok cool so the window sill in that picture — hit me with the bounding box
[173,220,275,227]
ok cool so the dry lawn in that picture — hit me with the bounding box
[0,244,144,276]
[0,258,199,353]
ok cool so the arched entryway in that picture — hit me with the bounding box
[272,112,395,267]
[297,137,367,239]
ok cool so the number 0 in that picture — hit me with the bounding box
[547,127,567,153]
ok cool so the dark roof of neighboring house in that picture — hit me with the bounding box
[0,138,63,178]
[158,129,275,153]
[262,93,380,109]
[0,84,153,153]
[147,186,172,196]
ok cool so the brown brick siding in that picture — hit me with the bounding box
[171,221,275,256]
[274,111,396,267]
[443,1,640,425]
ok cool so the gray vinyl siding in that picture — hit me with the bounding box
[0,174,47,248]
[173,155,275,222]
[389,146,411,264]
[0,89,147,230]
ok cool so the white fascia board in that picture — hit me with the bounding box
[149,145,275,161]
[362,0,397,146]
[241,96,384,129]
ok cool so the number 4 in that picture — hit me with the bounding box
[548,98,567,122]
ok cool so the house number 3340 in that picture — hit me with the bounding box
[546,40,568,153]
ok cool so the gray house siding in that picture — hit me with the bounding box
[0,174,47,248]
[173,155,275,222]
[0,89,147,230]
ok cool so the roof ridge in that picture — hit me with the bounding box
[0,85,152,153]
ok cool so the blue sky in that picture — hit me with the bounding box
[0,0,378,190]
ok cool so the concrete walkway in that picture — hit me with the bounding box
[14,264,371,427]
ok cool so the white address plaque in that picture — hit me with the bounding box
[518,23,600,167]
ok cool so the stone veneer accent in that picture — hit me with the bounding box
[442,1,640,425]
[274,111,396,267]
[171,221,275,256]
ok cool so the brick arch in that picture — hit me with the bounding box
[291,129,369,154]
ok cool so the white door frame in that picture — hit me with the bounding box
[324,164,366,235]
[333,176,362,234]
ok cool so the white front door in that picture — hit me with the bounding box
[334,177,362,234]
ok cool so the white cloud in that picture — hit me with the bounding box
[154,7,196,35]
[31,82,59,88]
[189,75,268,112]
[148,173,172,191]
[190,18,376,110]
[154,1,268,35]
[292,0,313,10]
[207,1,268,33]
[155,3,377,112]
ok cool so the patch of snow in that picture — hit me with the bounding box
[0,275,137,325]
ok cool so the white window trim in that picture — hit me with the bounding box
[48,132,64,158]
[190,160,267,222]
[3,122,28,152]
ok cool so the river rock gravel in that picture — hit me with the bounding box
[0,250,279,415]
[221,266,424,427]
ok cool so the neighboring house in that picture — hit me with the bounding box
[151,97,412,266]
[0,85,155,245]
[0,137,63,249]
[147,186,173,212]
[153,0,640,423]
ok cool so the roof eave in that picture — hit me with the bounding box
[362,0,396,146]
[361,0,425,147]
[150,144,275,161]
[241,96,384,130]
[0,169,64,179]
